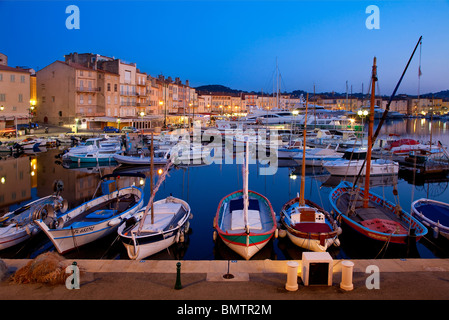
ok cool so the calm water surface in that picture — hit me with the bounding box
[1,118,449,261]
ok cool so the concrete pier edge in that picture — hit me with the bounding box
[4,258,449,275]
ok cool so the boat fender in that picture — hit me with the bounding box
[179,231,185,243]
[274,228,279,239]
[108,218,122,227]
[433,226,439,239]
[334,238,341,247]
[213,230,217,242]
[278,229,287,238]
[31,226,39,235]
[59,199,69,213]
[189,213,193,220]
[54,217,65,229]
[185,221,190,233]
[175,231,180,243]
[336,226,343,235]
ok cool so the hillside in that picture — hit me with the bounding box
[195,84,449,100]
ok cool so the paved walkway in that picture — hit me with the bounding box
[2,258,449,301]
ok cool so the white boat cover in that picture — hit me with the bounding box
[231,209,262,230]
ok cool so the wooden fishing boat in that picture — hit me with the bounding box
[279,93,341,252]
[411,198,449,239]
[118,196,192,260]
[280,197,341,252]
[329,55,427,245]
[118,134,192,260]
[213,143,277,260]
[35,173,144,254]
[330,181,427,244]
[0,184,67,250]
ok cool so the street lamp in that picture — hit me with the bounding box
[357,109,369,132]
[29,99,36,127]
[140,111,145,132]
[189,101,193,128]
[159,100,166,128]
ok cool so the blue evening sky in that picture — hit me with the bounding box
[1,0,448,96]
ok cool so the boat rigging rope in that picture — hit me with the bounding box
[374,232,393,259]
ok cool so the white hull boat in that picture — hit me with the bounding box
[113,149,170,166]
[35,173,144,254]
[0,194,67,250]
[119,196,192,260]
[63,137,122,163]
[323,158,399,176]
[293,146,344,166]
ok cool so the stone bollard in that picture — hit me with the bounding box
[175,262,182,290]
[285,261,299,291]
[340,260,354,291]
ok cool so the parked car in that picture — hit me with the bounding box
[121,126,140,133]
[0,127,16,138]
[103,126,120,133]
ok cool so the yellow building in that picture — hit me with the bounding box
[0,55,33,130]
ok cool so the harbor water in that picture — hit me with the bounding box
[1,118,449,261]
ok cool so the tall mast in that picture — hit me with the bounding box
[276,58,279,109]
[363,57,377,208]
[150,133,154,224]
[299,93,309,206]
[243,141,249,232]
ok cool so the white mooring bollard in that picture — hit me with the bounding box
[285,261,299,291]
[340,260,354,291]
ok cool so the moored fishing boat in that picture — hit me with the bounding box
[118,135,192,260]
[329,54,427,246]
[62,137,122,163]
[411,198,449,239]
[213,142,277,260]
[0,182,67,250]
[330,181,427,244]
[35,172,144,254]
[280,93,341,252]
[118,195,192,260]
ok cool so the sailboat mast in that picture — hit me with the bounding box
[299,93,309,206]
[363,57,377,208]
[150,133,154,224]
[243,141,249,232]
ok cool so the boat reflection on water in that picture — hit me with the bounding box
[321,174,399,189]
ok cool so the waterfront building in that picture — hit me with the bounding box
[409,97,447,115]
[36,61,101,127]
[243,93,258,108]
[0,53,33,130]
[146,75,161,115]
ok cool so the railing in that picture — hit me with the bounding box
[121,102,137,106]
[75,112,105,117]
[77,87,100,92]
[120,91,140,96]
